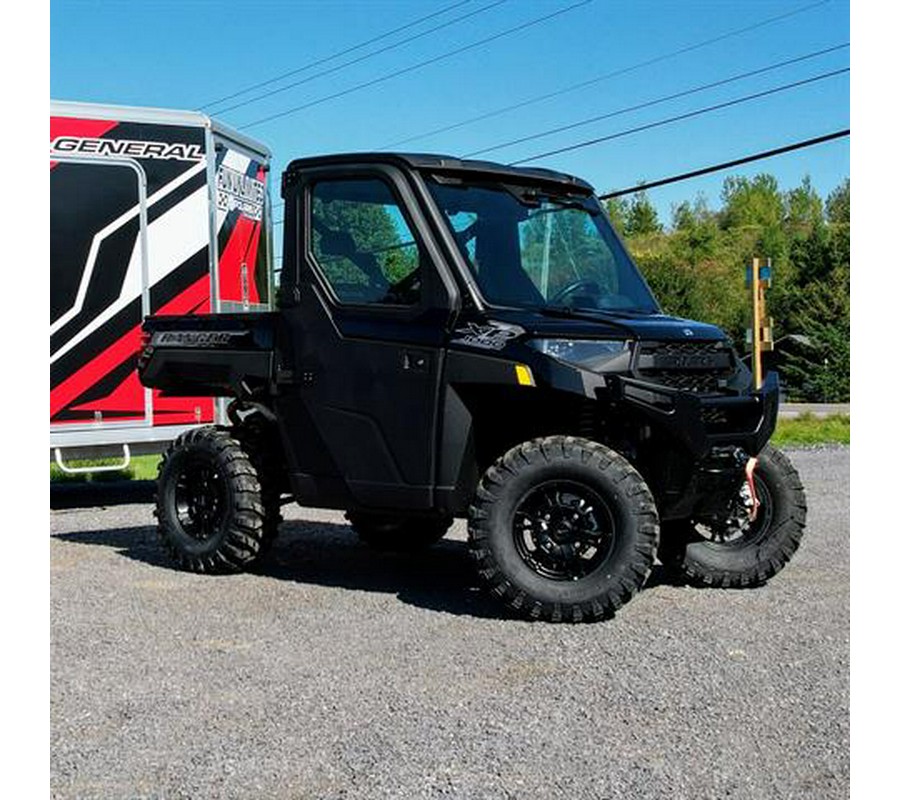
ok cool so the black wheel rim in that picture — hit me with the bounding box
[512,480,616,581]
[173,455,227,542]
[695,474,774,548]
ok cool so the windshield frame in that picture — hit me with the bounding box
[422,175,662,316]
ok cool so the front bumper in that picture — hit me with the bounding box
[609,370,779,459]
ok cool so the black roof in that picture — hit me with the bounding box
[282,152,595,195]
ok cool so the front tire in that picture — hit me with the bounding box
[468,436,659,623]
[156,427,268,573]
[659,446,807,588]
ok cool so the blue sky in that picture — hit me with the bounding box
[51,0,849,230]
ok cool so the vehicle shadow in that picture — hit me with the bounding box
[50,480,156,510]
[53,517,679,620]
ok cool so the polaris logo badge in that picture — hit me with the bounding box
[51,136,204,162]
[683,328,695,336]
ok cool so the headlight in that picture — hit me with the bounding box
[528,338,632,372]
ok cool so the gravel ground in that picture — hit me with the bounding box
[50,446,849,799]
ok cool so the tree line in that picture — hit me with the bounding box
[604,174,850,402]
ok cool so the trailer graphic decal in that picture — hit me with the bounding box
[214,149,269,308]
[51,136,204,161]
[50,107,270,440]
[50,118,119,169]
[50,117,213,427]
[51,166,210,364]
[216,165,265,220]
[50,272,215,426]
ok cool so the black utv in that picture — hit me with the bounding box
[138,153,806,623]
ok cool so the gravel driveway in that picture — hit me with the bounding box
[50,446,849,799]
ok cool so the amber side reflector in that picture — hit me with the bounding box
[515,364,536,387]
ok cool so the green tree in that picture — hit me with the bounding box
[720,173,788,266]
[826,179,850,272]
[624,190,662,236]
[784,176,824,233]
[603,196,628,234]
[781,266,850,402]
[826,178,850,225]
[611,173,849,401]
[670,195,721,266]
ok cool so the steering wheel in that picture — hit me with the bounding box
[548,279,601,306]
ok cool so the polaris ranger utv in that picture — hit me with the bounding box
[138,153,806,622]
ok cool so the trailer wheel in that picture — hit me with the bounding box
[659,446,807,588]
[347,512,452,551]
[468,436,659,623]
[155,427,268,574]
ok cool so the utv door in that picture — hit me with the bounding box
[278,165,457,510]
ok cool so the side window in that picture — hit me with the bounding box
[310,177,423,306]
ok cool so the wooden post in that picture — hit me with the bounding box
[751,258,762,389]
[747,257,774,390]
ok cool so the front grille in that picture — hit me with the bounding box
[635,340,735,395]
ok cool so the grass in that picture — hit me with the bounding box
[770,413,850,447]
[50,454,161,483]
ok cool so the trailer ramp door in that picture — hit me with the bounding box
[50,157,151,431]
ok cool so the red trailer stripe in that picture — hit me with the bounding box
[217,216,259,303]
[50,117,118,142]
[50,274,210,419]
[70,370,144,415]
[50,327,142,419]
[244,220,262,304]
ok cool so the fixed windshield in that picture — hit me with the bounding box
[427,179,659,314]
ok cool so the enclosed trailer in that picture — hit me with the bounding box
[50,100,272,470]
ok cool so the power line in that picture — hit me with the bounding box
[380,0,831,149]
[199,0,474,110]
[270,41,846,215]
[271,125,849,227]
[238,0,594,130]
[510,67,848,165]
[270,129,849,231]
[464,42,849,158]
[596,130,849,200]
[212,0,508,117]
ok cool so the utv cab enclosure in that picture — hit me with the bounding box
[139,153,806,623]
[50,100,273,472]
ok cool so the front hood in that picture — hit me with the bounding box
[482,307,728,343]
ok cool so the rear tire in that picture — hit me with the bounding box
[233,414,284,556]
[659,446,807,588]
[468,436,659,623]
[155,426,268,573]
[347,512,452,551]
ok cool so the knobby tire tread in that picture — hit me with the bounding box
[468,435,659,623]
